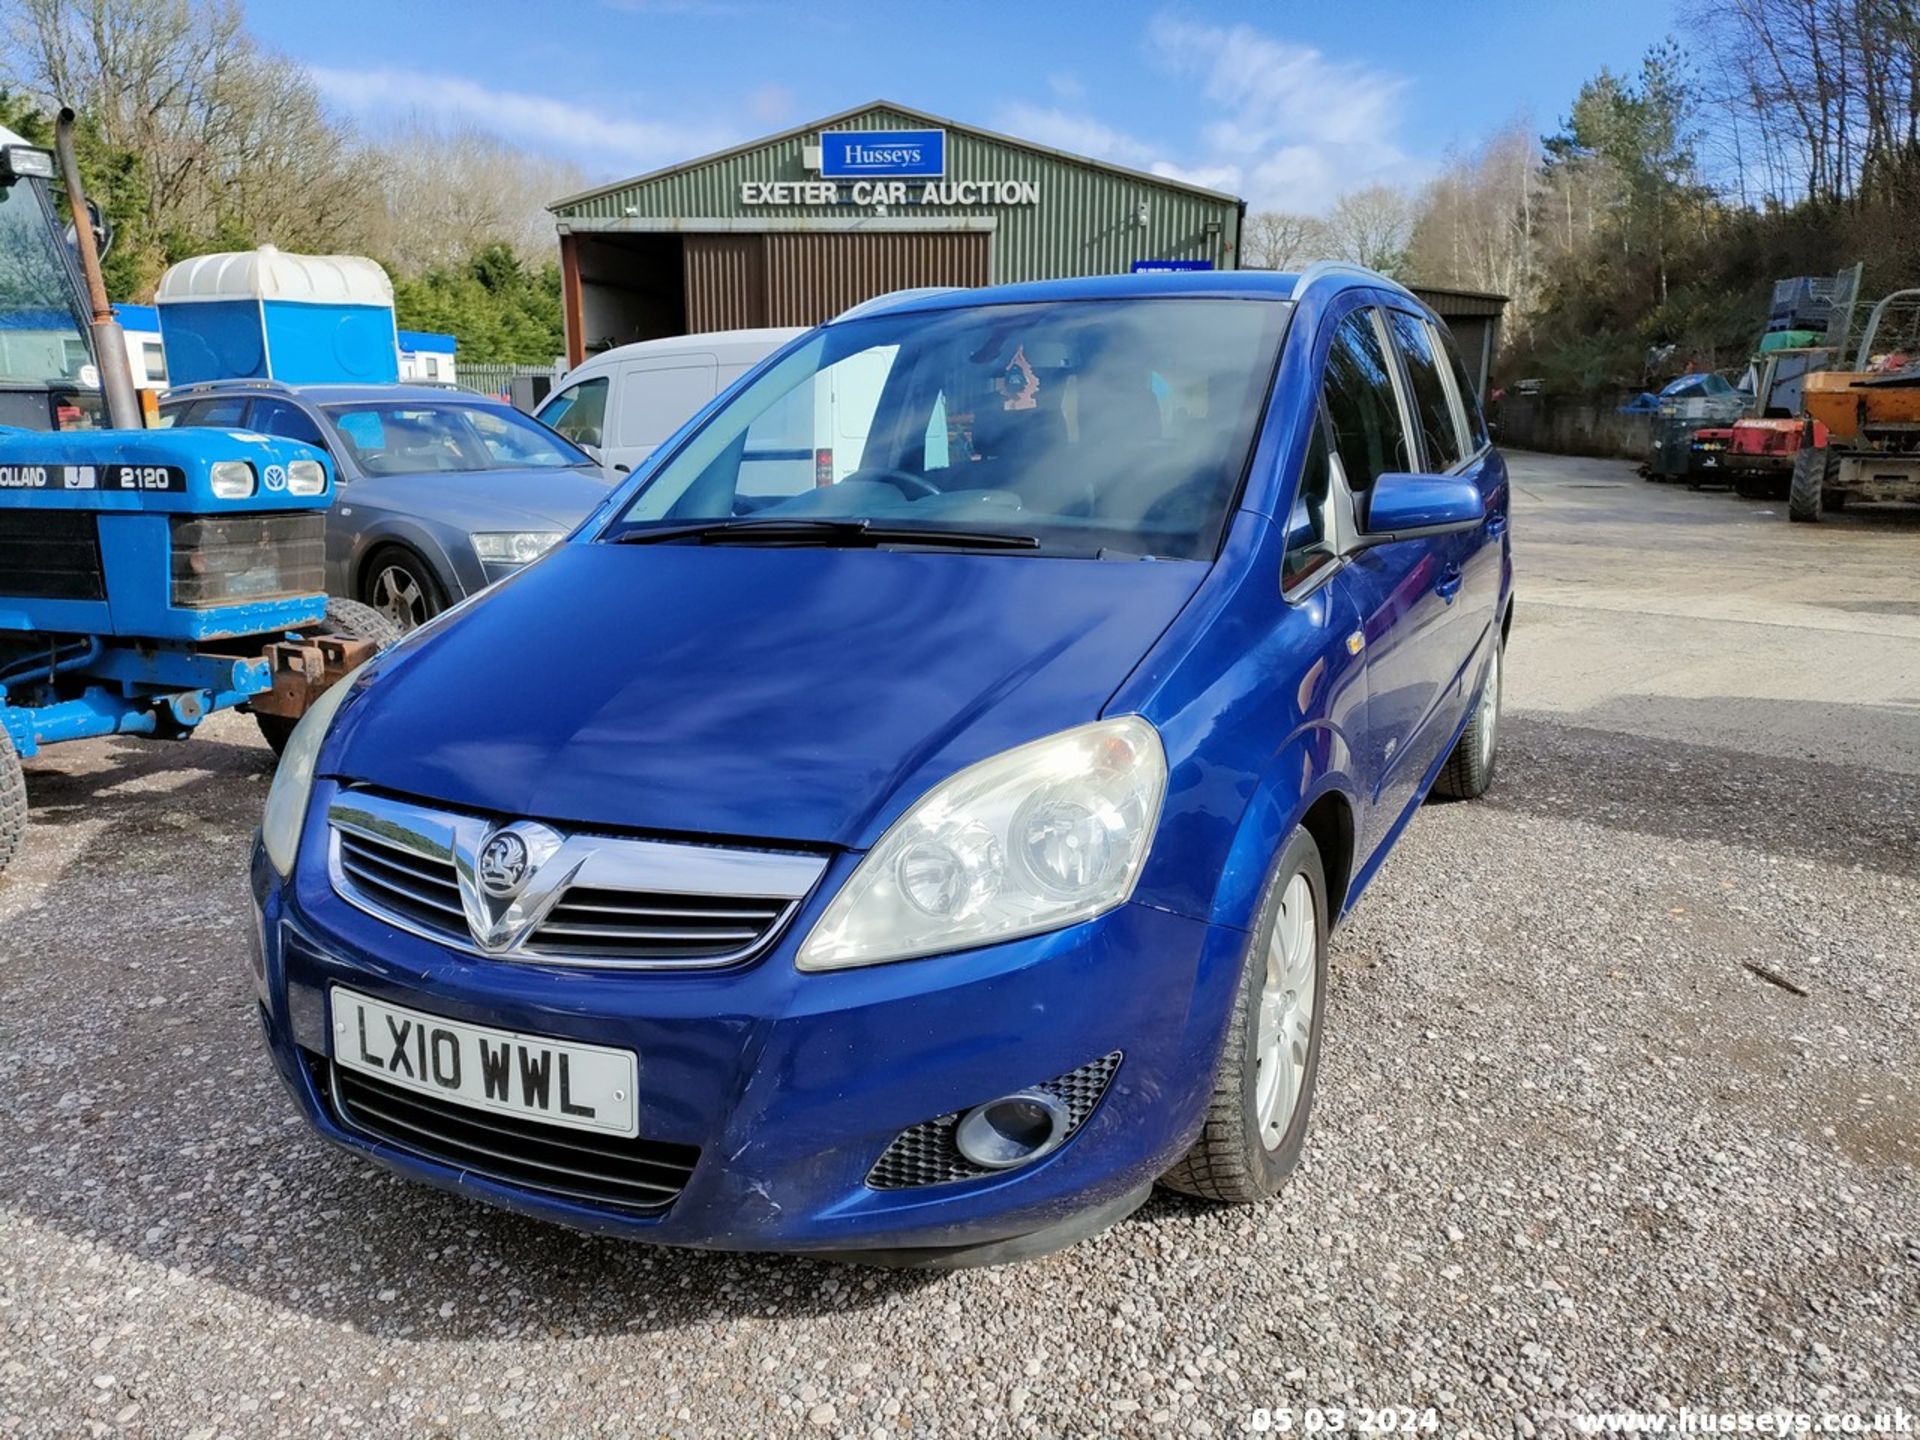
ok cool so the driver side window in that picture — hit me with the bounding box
[1322,309,1413,493]
[540,377,608,448]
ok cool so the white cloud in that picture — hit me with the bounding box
[309,65,737,179]
[993,101,1158,168]
[995,13,1430,214]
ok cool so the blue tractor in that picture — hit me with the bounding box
[0,113,397,875]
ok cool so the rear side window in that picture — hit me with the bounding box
[538,376,608,448]
[1385,310,1466,471]
[171,395,249,428]
[1322,310,1412,490]
[249,398,327,448]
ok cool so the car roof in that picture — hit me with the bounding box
[160,381,512,406]
[568,327,806,375]
[838,264,1416,322]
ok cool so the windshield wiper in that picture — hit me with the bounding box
[609,517,1041,551]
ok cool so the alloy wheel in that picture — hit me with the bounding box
[1253,872,1318,1150]
[1478,645,1501,771]
[371,564,432,632]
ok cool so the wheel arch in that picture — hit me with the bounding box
[1201,727,1362,933]
[349,525,459,602]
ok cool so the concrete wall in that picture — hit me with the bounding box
[1494,394,1652,461]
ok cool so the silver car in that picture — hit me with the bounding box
[159,381,613,630]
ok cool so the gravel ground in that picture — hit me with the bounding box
[1,453,1916,1438]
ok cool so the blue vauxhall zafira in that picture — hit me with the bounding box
[250,266,1513,1266]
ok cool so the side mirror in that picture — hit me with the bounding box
[1354,472,1484,548]
[581,443,603,464]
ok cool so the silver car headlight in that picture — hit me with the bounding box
[797,717,1167,971]
[260,665,367,877]
[473,531,563,564]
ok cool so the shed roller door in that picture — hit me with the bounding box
[685,232,990,331]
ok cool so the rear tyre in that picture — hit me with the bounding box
[1433,641,1503,800]
[362,547,447,633]
[0,727,25,878]
[256,597,405,756]
[1789,444,1828,523]
[1160,826,1329,1204]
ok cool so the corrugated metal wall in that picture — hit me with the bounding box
[763,233,988,325]
[553,105,1240,281]
[684,235,766,331]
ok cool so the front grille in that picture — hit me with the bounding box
[0,511,104,601]
[524,886,788,962]
[336,828,465,934]
[866,1051,1124,1190]
[322,1060,699,1213]
[326,788,826,970]
[170,512,325,607]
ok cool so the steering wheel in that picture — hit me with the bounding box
[850,466,941,500]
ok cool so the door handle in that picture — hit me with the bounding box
[1485,512,1508,539]
[1435,566,1463,603]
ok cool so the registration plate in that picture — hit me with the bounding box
[329,987,638,1138]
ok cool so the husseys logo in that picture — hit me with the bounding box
[841,141,926,169]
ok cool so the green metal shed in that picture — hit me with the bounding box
[549,100,1244,363]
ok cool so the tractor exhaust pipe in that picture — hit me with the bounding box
[54,107,141,431]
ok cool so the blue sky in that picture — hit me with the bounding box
[254,0,1681,213]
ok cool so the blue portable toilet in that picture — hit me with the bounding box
[155,245,399,387]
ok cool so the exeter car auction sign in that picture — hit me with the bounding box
[740,126,1041,208]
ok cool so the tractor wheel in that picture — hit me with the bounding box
[1789,444,1829,523]
[256,598,404,757]
[0,727,25,878]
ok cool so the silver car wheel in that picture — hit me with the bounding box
[1477,645,1501,771]
[371,564,431,632]
[1253,872,1318,1150]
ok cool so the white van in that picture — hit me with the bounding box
[537,329,800,480]
[537,327,894,491]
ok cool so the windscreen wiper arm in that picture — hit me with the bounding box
[609,517,1041,550]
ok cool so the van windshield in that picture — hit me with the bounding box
[605,296,1290,559]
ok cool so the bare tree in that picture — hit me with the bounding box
[1407,122,1547,330]
[1240,210,1330,270]
[358,122,586,272]
[1321,185,1415,275]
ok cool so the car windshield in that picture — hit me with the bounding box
[0,178,90,387]
[323,401,591,476]
[605,296,1290,559]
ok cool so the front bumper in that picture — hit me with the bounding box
[248,782,1247,1256]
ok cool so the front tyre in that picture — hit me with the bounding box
[1434,640,1503,800]
[1789,444,1829,523]
[1160,826,1329,1203]
[256,598,404,756]
[0,727,25,877]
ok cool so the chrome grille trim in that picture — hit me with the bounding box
[325,788,826,970]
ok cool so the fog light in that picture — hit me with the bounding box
[953,1089,1073,1171]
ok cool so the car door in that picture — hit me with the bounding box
[1319,301,1460,855]
[1380,307,1503,698]
[606,357,718,478]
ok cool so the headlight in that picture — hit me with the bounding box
[209,460,255,499]
[473,531,563,564]
[286,458,326,496]
[260,664,367,876]
[797,717,1166,971]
